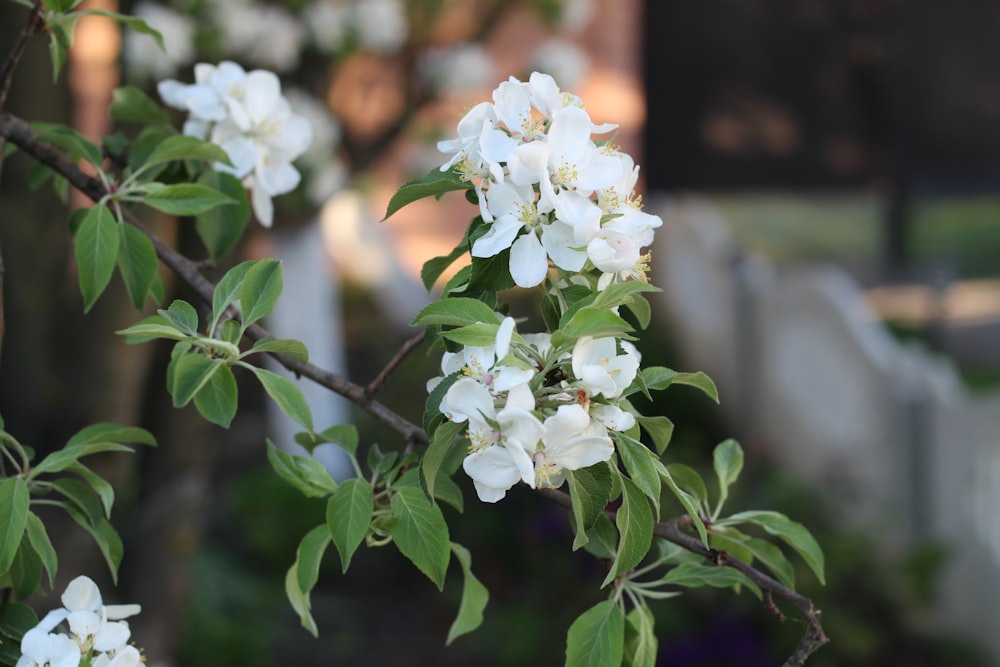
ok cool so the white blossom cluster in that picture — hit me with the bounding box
[16,576,141,667]
[437,72,662,291]
[429,317,640,503]
[158,62,313,227]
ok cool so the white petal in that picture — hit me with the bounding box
[66,610,101,639]
[463,446,523,501]
[62,576,101,612]
[256,159,301,196]
[471,216,522,258]
[108,645,143,667]
[495,317,515,359]
[444,378,494,424]
[103,604,141,621]
[249,178,274,227]
[93,621,130,653]
[509,233,548,288]
[541,221,587,272]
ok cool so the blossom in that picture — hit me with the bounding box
[16,628,79,667]
[304,1,350,54]
[352,0,408,54]
[571,336,640,399]
[532,404,615,488]
[419,43,496,95]
[158,62,313,227]
[122,2,195,80]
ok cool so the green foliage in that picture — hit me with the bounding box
[73,205,120,312]
[390,486,451,590]
[447,542,489,645]
[266,441,338,499]
[603,478,653,588]
[0,478,29,576]
[284,525,331,636]
[565,599,625,667]
[382,167,471,221]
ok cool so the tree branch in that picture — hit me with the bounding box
[366,330,425,398]
[0,0,44,111]
[536,487,829,666]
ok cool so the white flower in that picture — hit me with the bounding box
[420,43,496,95]
[304,1,350,53]
[92,645,143,667]
[16,627,79,667]
[450,380,543,502]
[571,336,640,399]
[531,41,590,90]
[532,404,614,488]
[590,403,635,432]
[123,2,195,80]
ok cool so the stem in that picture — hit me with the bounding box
[0,1,44,112]
[366,330,425,398]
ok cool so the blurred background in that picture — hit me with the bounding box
[1,0,999,665]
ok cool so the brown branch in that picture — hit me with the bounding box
[537,488,829,666]
[0,110,427,447]
[366,330,425,398]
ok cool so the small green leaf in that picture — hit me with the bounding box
[657,461,708,546]
[249,367,313,430]
[240,259,283,328]
[446,542,488,645]
[566,464,613,551]
[615,435,661,515]
[51,478,104,525]
[558,308,634,342]
[423,372,460,434]
[196,171,250,260]
[383,167,471,220]
[722,511,826,585]
[0,477,29,576]
[581,514,618,560]
[34,123,101,166]
[110,85,169,125]
[80,9,165,51]
[160,299,200,334]
[420,240,469,291]
[637,415,673,455]
[641,367,719,403]
[266,440,338,498]
[565,599,625,667]
[327,479,373,573]
[24,513,57,588]
[603,477,653,588]
[0,602,39,647]
[193,364,239,427]
[42,0,80,12]
[295,424,360,457]
[142,183,236,216]
[711,529,796,590]
[211,260,254,329]
[66,422,156,447]
[248,337,308,362]
[712,439,743,514]
[665,463,708,511]
[285,525,330,637]
[29,443,134,478]
[10,541,42,601]
[117,223,158,310]
[66,462,115,518]
[171,354,223,408]
[623,605,657,667]
[590,281,661,311]
[390,486,450,590]
[73,206,120,313]
[47,18,75,80]
[440,322,500,347]
[410,298,498,328]
[661,561,761,598]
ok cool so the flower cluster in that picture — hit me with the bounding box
[437,72,662,290]
[430,317,640,503]
[17,576,141,667]
[158,61,313,227]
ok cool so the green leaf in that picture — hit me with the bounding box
[410,298,498,328]
[249,367,313,430]
[623,605,657,667]
[722,511,826,585]
[193,364,238,427]
[30,443,134,478]
[171,354,224,407]
[116,315,189,343]
[641,367,719,403]
[590,281,661,311]
[211,260,254,329]
[63,506,123,583]
[160,299,200,334]
[66,422,156,447]
[285,525,330,637]
[390,486,451,590]
[422,420,463,505]
[51,478,104,525]
[266,440,338,498]
[296,424,360,457]
[34,123,101,166]
[661,561,761,598]
[117,223,158,310]
[711,530,796,590]
[565,599,625,667]
[624,292,652,330]
[195,171,250,260]
[423,372,460,434]
[24,513,57,588]
[566,464,613,551]
[637,415,673,455]
[440,322,500,347]
[73,205,120,313]
[665,463,708,511]
[0,602,38,648]
[42,0,81,12]
[110,86,169,125]
[557,307,634,343]
[142,183,236,216]
[615,435,661,515]
[326,479,373,573]
[66,462,115,518]
[657,461,708,546]
[0,477,29,576]
[447,542,488,645]
[603,477,653,587]
[421,240,469,291]
[10,542,42,601]
[383,167,470,220]
[248,337,309,362]
[581,514,618,560]
[240,259,283,329]
[47,17,75,80]
[712,439,743,514]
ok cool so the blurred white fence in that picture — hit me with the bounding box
[652,196,1000,659]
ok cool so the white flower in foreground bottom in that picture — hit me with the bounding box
[16,628,79,667]
[571,336,640,399]
[93,645,143,667]
[533,404,614,488]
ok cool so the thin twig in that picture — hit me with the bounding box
[537,487,829,665]
[0,1,44,111]
[366,330,425,398]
